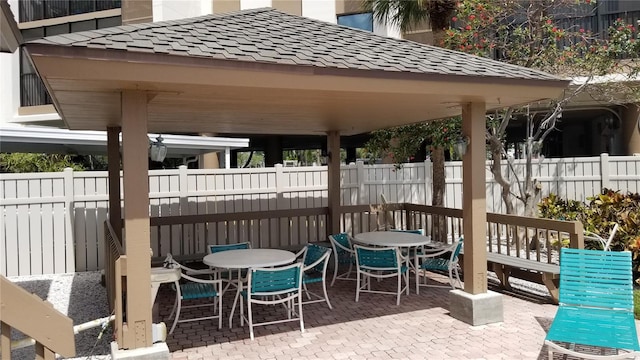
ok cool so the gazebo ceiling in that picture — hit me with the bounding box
[25,8,570,136]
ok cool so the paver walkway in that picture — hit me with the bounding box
[157,272,572,359]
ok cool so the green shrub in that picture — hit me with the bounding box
[538,193,587,222]
[539,189,640,279]
[539,189,640,251]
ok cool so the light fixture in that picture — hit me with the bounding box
[453,136,470,158]
[149,135,167,162]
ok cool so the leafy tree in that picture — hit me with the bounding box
[363,0,458,214]
[365,0,640,221]
[0,153,85,173]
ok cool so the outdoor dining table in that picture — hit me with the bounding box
[202,248,297,328]
[353,231,433,295]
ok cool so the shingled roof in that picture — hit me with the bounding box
[30,7,561,82]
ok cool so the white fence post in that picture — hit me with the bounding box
[357,161,366,205]
[275,164,285,208]
[63,168,76,273]
[600,153,610,190]
[424,159,433,205]
[178,165,189,215]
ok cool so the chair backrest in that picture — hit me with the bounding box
[329,233,352,253]
[208,242,251,254]
[559,248,633,311]
[450,237,464,263]
[354,245,399,270]
[248,262,303,295]
[303,244,331,272]
[604,223,620,251]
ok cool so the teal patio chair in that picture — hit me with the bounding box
[414,237,463,294]
[208,242,251,293]
[295,244,333,309]
[328,233,356,286]
[163,254,223,334]
[584,223,619,251]
[240,262,304,340]
[545,248,640,359]
[354,244,408,306]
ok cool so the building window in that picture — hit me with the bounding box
[19,0,121,23]
[19,16,121,107]
[337,13,374,32]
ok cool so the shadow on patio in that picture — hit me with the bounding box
[156,271,560,359]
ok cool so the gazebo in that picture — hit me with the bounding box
[23,8,569,357]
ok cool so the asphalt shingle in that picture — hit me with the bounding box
[29,8,562,82]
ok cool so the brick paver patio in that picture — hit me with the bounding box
[156,271,577,360]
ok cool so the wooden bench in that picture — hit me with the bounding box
[486,252,560,303]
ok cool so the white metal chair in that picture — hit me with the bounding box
[354,244,408,306]
[414,237,463,294]
[207,242,251,294]
[328,233,356,286]
[163,254,223,334]
[295,244,333,309]
[240,262,304,340]
[584,223,619,251]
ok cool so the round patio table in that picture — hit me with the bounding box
[203,248,296,269]
[203,248,296,328]
[354,231,432,295]
[354,231,431,248]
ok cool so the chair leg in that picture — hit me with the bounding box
[454,267,462,289]
[247,298,254,341]
[396,272,401,306]
[331,258,339,287]
[218,291,223,329]
[355,271,361,302]
[449,267,456,289]
[168,289,179,320]
[230,286,241,328]
[169,295,181,335]
[298,291,305,333]
[321,276,333,309]
[303,283,312,300]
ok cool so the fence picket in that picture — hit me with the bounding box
[1,155,639,275]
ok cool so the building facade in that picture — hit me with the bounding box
[2,0,639,163]
[0,0,249,168]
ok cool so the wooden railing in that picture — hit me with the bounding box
[402,203,584,265]
[339,203,406,234]
[0,276,75,359]
[147,203,583,267]
[103,219,124,348]
[149,207,329,259]
[486,213,584,264]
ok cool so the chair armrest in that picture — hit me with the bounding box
[180,273,223,285]
[179,263,217,276]
[302,250,331,272]
[294,247,307,260]
[332,240,355,254]
[415,246,452,259]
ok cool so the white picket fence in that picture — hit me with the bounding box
[1,154,638,276]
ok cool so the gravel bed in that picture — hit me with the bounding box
[6,271,112,360]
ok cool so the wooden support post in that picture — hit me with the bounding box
[1,322,10,360]
[569,221,584,250]
[121,91,152,348]
[107,126,122,241]
[462,101,488,295]
[35,342,55,360]
[327,131,341,235]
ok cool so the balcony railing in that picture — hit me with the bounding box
[20,73,52,107]
[19,0,121,22]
